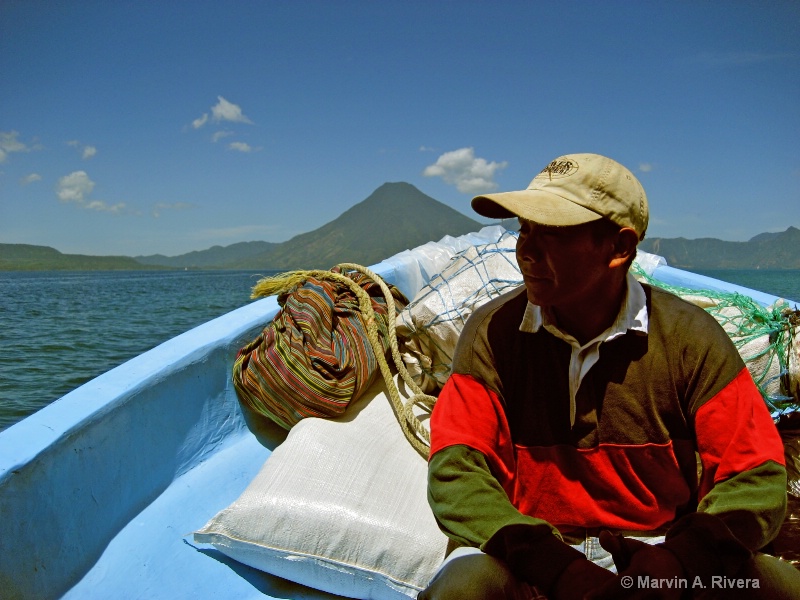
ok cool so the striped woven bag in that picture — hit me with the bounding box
[232,267,408,430]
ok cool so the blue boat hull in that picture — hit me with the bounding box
[0,227,795,599]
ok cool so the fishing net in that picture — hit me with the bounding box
[396,231,522,392]
[631,263,800,418]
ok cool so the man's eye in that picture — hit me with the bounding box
[540,226,568,239]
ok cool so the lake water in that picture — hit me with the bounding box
[692,269,800,305]
[0,270,274,432]
[1,268,799,432]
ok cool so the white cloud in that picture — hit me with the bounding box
[57,171,95,204]
[191,97,253,134]
[1,131,31,163]
[192,113,209,129]
[423,147,508,194]
[56,170,125,213]
[228,141,257,153]
[211,96,253,124]
[67,140,97,159]
[20,173,42,185]
[85,200,126,213]
[639,163,653,173]
[212,130,234,143]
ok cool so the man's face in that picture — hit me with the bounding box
[516,219,612,309]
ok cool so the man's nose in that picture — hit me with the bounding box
[517,231,543,263]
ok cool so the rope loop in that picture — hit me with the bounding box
[336,263,435,458]
[252,264,435,458]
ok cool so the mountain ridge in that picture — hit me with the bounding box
[225,182,482,269]
[135,241,278,269]
[0,244,168,271]
[638,226,800,269]
[1,184,798,270]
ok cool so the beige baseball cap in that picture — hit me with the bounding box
[472,153,649,240]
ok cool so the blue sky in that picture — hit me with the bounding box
[1,1,798,257]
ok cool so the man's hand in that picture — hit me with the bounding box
[552,557,617,600]
[586,532,685,600]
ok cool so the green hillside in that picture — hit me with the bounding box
[0,244,166,271]
[136,241,277,268]
[639,226,800,269]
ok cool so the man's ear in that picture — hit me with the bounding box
[609,227,639,268]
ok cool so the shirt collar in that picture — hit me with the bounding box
[519,272,649,342]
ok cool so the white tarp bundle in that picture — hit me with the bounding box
[396,230,521,392]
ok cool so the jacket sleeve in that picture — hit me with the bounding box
[428,373,587,593]
[662,363,787,579]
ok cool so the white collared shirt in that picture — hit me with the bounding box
[519,272,649,427]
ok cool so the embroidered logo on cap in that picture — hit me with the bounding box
[537,159,579,181]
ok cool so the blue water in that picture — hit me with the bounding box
[1,268,799,433]
[0,270,276,432]
[692,269,800,306]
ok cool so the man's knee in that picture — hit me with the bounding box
[418,552,532,600]
[695,553,800,599]
[732,552,800,599]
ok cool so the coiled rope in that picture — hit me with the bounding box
[251,264,436,458]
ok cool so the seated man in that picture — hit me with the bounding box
[419,153,800,599]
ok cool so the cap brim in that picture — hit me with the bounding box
[472,190,603,227]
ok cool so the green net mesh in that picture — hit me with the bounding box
[632,263,800,417]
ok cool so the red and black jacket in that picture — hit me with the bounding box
[428,284,786,593]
